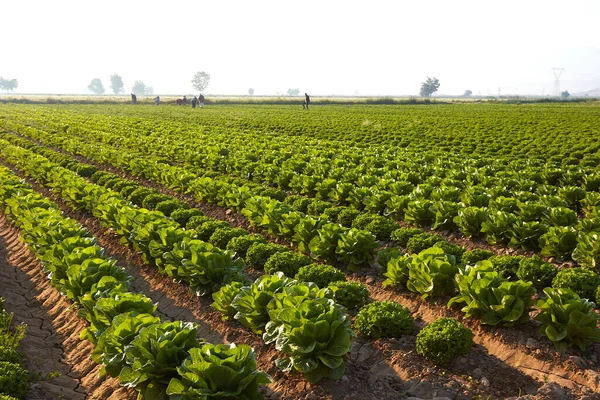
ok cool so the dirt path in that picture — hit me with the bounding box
[0,214,136,400]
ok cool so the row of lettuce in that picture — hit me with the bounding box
[2,120,599,270]
[2,133,599,356]
[0,165,272,399]
[0,140,362,386]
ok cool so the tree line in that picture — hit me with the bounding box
[88,71,211,96]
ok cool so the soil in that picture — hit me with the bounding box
[2,137,600,399]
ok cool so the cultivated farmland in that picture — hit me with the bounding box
[0,102,599,400]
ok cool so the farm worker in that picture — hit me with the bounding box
[303,93,310,110]
[199,94,205,108]
[192,96,198,108]
[183,95,188,104]
[154,96,160,106]
[131,93,137,104]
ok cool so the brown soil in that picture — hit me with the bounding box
[0,214,136,400]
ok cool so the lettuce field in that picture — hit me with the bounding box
[0,102,599,400]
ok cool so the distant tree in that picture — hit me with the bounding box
[463,89,472,97]
[191,71,211,93]
[287,88,300,96]
[248,88,254,95]
[145,86,154,95]
[87,78,105,95]
[419,77,440,97]
[132,81,146,95]
[0,77,19,93]
[110,74,124,94]
[560,90,570,99]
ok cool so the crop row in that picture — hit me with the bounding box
[0,165,271,399]
[0,140,358,385]
[2,111,600,266]
[2,121,599,355]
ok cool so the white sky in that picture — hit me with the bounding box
[2,0,599,96]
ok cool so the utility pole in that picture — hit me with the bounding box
[552,68,565,97]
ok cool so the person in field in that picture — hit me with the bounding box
[199,94,205,108]
[131,93,137,104]
[303,93,310,110]
[183,96,188,105]
[192,96,198,108]
[154,96,160,106]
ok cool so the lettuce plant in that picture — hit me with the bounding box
[354,301,413,338]
[416,318,473,364]
[335,228,377,269]
[536,288,600,351]
[539,226,578,259]
[572,232,600,270]
[295,264,346,288]
[448,262,536,326]
[406,247,459,299]
[327,281,370,309]
[166,344,271,399]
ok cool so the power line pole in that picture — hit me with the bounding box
[552,67,565,97]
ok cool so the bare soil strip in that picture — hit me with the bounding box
[0,214,135,400]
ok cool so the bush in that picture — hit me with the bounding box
[516,256,558,289]
[170,208,204,227]
[186,215,214,231]
[552,267,600,300]
[142,193,173,210]
[406,233,444,254]
[263,251,312,277]
[328,281,369,309]
[351,213,379,230]
[196,220,231,241]
[295,264,346,287]
[0,362,29,398]
[127,187,157,206]
[366,216,398,241]
[391,227,424,247]
[488,255,524,280]
[416,318,473,364]
[209,227,248,249]
[245,242,289,270]
[156,199,188,217]
[337,208,361,227]
[226,234,267,258]
[354,301,413,338]
[461,249,494,265]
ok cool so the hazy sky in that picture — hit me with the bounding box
[2,0,599,96]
